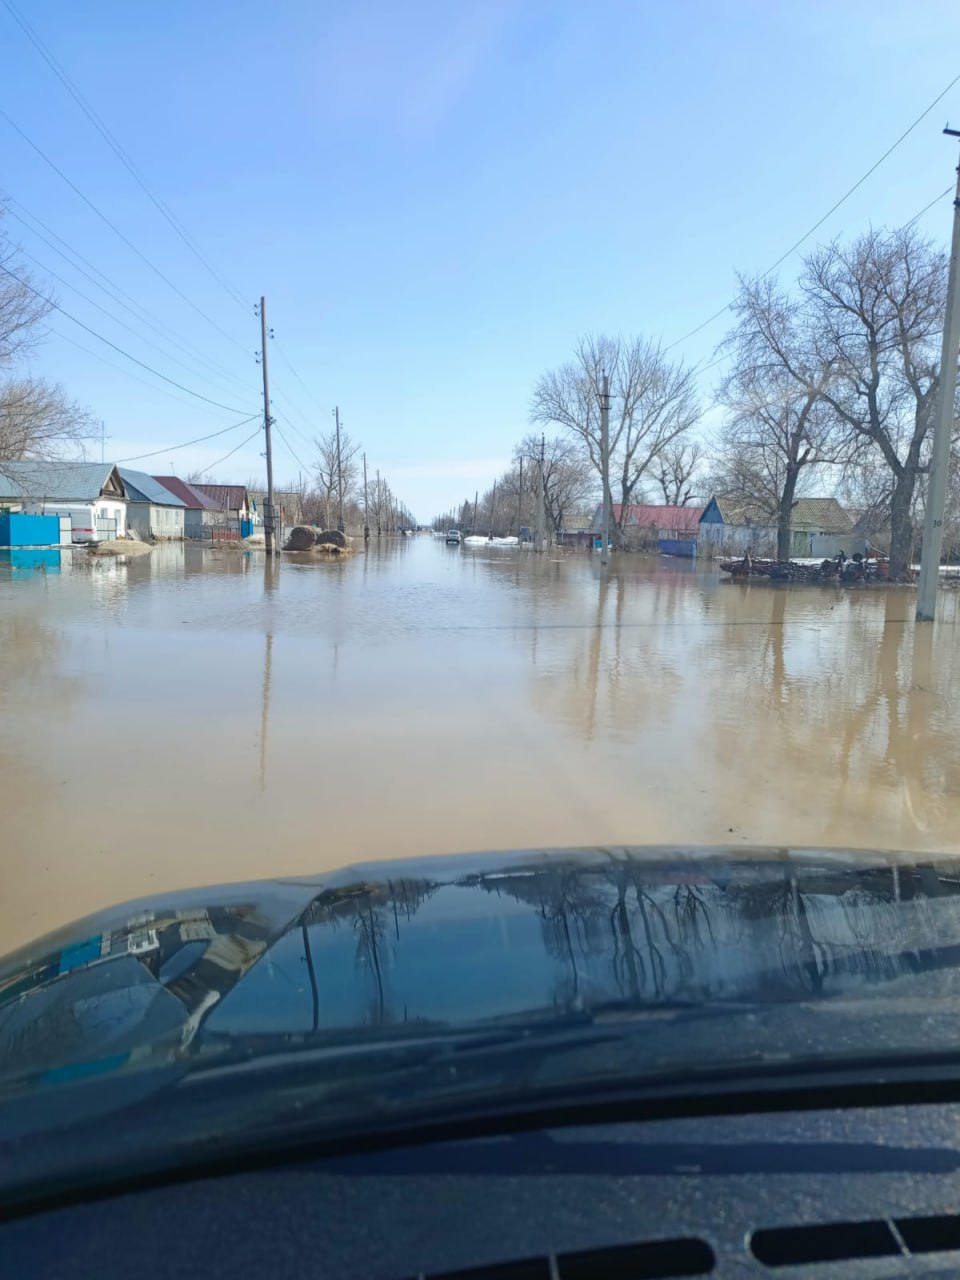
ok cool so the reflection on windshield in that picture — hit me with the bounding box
[5,854,960,1090]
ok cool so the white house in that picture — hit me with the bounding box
[0,461,127,542]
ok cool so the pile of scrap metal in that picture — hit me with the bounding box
[720,554,889,584]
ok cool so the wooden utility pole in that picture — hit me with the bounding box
[489,480,497,538]
[535,433,546,552]
[258,296,277,556]
[599,371,611,566]
[375,468,382,537]
[334,406,344,533]
[473,489,479,535]
[517,457,523,535]
[917,127,960,621]
[362,452,370,541]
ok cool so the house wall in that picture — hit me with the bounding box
[698,521,778,559]
[127,502,185,540]
[809,531,867,559]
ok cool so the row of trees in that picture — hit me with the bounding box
[306,424,415,534]
[523,226,955,578]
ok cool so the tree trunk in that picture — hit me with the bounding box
[888,467,917,580]
[777,467,800,561]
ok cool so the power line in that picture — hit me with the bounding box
[16,242,254,402]
[113,415,260,463]
[0,106,249,354]
[664,69,960,353]
[47,324,249,419]
[1,261,255,413]
[274,422,310,473]
[3,197,254,393]
[205,427,262,472]
[1,0,249,315]
[682,184,957,386]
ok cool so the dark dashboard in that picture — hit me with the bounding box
[7,1105,960,1279]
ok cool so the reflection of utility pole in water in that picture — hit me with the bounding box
[259,556,278,792]
[584,570,609,742]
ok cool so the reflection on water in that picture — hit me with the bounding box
[1,538,959,952]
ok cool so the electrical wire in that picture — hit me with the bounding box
[113,415,261,463]
[47,324,249,419]
[688,184,957,383]
[3,197,255,393]
[664,69,960,352]
[1,260,255,413]
[1,0,249,314]
[16,242,255,402]
[0,106,249,354]
[274,422,310,473]
[204,427,262,472]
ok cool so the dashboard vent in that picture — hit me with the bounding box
[751,1212,960,1267]
[419,1236,715,1279]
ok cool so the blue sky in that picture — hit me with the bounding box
[3,0,960,519]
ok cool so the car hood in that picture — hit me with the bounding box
[3,844,960,1093]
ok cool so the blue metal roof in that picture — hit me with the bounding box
[0,461,121,502]
[118,468,186,507]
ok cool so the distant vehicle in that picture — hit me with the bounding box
[445,529,461,544]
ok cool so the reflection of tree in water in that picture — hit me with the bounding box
[302,879,437,1025]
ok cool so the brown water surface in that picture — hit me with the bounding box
[2,538,958,954]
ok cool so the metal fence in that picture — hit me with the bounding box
[94,516,117,541]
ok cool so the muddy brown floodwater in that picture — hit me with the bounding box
[2,537,959,955]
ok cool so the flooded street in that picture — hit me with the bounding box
[2,536,959,955]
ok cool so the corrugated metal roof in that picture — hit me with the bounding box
[790,497,852,533]
[193,483,248,512]
[152,476,220,509]
[609,504,705,534]
[706,496,776,525]
[119,468,186,506]
[0,460,121,501]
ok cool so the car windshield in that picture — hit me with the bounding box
[2,0,960,1192]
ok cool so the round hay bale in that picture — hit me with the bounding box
[315,529,347,548]
[284,525,317,551]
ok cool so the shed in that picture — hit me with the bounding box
[119,468,186,540]
[698,496,778,559]
[0,461,127,542]
[152,476,224,539]
[789,498,860,558]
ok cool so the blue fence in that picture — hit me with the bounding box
[0,513,61,547]
[658,537,697,558]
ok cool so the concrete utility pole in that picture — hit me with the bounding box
[334,406,344,533]
[599,371,611,566]
[376,468,382,537]
[517,456,523,535]
[474,489,479,534]
[917,128,960,622]
[258,296,277,556]
[362,451,370,541]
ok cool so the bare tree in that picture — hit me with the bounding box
[313,426,360,529]
[654,438,704,506]
[0,233,49,366]
[514,433,596,537]
[801,227,948,578]
[717,277,841,559]
[531,334,701,545]
[1,220,94,470]
[0,378,95,462]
